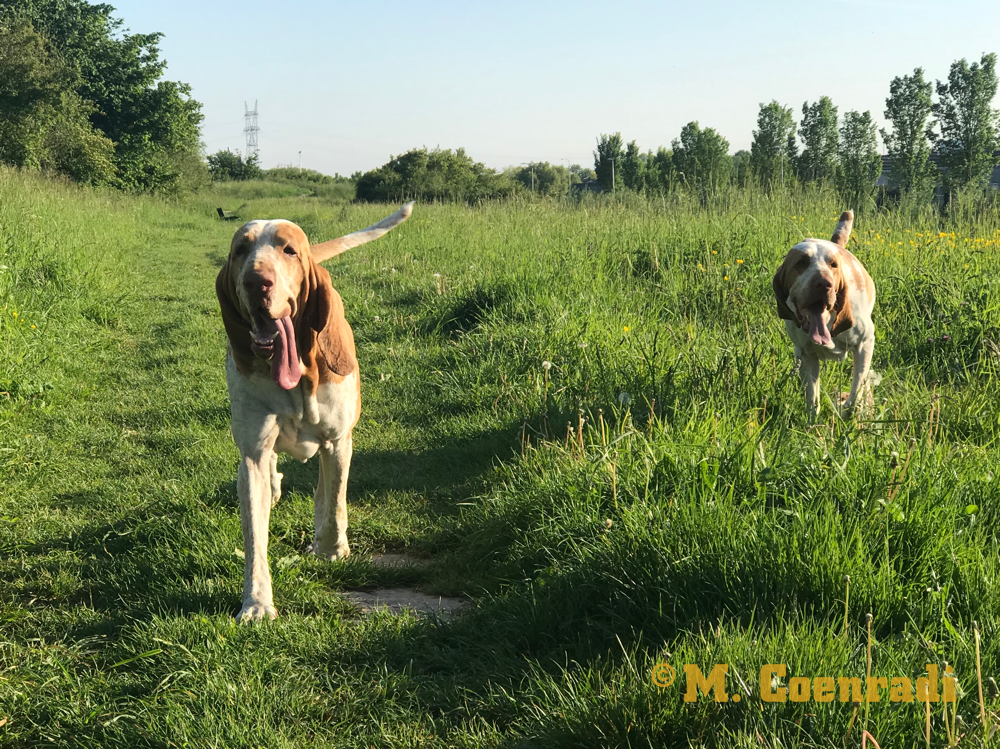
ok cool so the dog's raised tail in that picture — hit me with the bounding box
[310,201,414,263]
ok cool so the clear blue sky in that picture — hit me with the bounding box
[112,0,1000,176]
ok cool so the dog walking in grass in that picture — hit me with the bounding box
[772,210,877,419]
[216,204,412,620]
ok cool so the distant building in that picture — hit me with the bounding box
[572,175,604,193]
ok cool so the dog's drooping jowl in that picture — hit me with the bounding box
[772,210,877,419]
[216,204,413,621]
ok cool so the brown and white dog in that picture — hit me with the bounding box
[216,203,413,621]
[772,210,877,419]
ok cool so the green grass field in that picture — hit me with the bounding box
[2,169,1000,747]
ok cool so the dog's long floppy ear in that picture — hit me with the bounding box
[831,210,854,248]
[297,258,356,376]
[310,202,414,263]
[216,261,253,358]
[772,251,799,321]
[301,259,332,334]
[829,264,855,337]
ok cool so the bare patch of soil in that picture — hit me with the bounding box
[369,552,431,569]
[343,588,466,618]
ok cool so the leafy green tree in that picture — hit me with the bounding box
[593,133,624,191]
[264,166,351,185]
[207,149,262,181]
[731,149,751,187]
[2,0,204,193]
[798,96,839,183]
[620,140,646,191]
[0,14,115,184]
[750,101,796,189]
[881,67,936,196]
[837,110,882,209]
[354,148,517,203]
[263,166,354,199]
[569,164,596,181]
[931,53,1000,194]
[647,147,675,193]
[671,122,731,192]
[512,161,571,197]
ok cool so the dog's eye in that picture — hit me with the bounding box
[234,245,247,256]
[796,257,810,269]
[283,246,296,256]
[830,262,838,268]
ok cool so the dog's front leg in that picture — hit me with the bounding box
[843,338,874,414]
[799,352,821,422]
[237,449,278,621]
[308,432,352,561]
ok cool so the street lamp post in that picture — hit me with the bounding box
[519,162,536,193]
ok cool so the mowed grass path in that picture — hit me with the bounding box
[3,171,1000,747]
[0,185,492,746]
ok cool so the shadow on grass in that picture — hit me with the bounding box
[19,419,523,633]
[309,532,840,736]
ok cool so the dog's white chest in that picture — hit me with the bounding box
[226,354,358,461]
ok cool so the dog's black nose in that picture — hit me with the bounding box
[244,268,275,292]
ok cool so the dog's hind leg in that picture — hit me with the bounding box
[308,432,353,561]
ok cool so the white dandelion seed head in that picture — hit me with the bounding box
[541,361,552,371]
[617,392,632,406]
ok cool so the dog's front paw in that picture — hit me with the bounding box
[306,540,350,561]
[236,600,278,622]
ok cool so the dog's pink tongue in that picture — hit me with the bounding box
[271,316,301,390]
[807,310,832,346]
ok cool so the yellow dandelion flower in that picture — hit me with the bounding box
[724,275,729,281]
[623,326,629,333]
[712,250,717,255]
[736,259,744,264]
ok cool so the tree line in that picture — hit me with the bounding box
[1,1,996,208]
[0,0,204,193]
[349,148,596,203]
[348,55,998,206]
[593,55,999,208]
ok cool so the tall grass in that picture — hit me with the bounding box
[298,193,1000,746]
[0,169,141,426]
[1,170,998,747]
